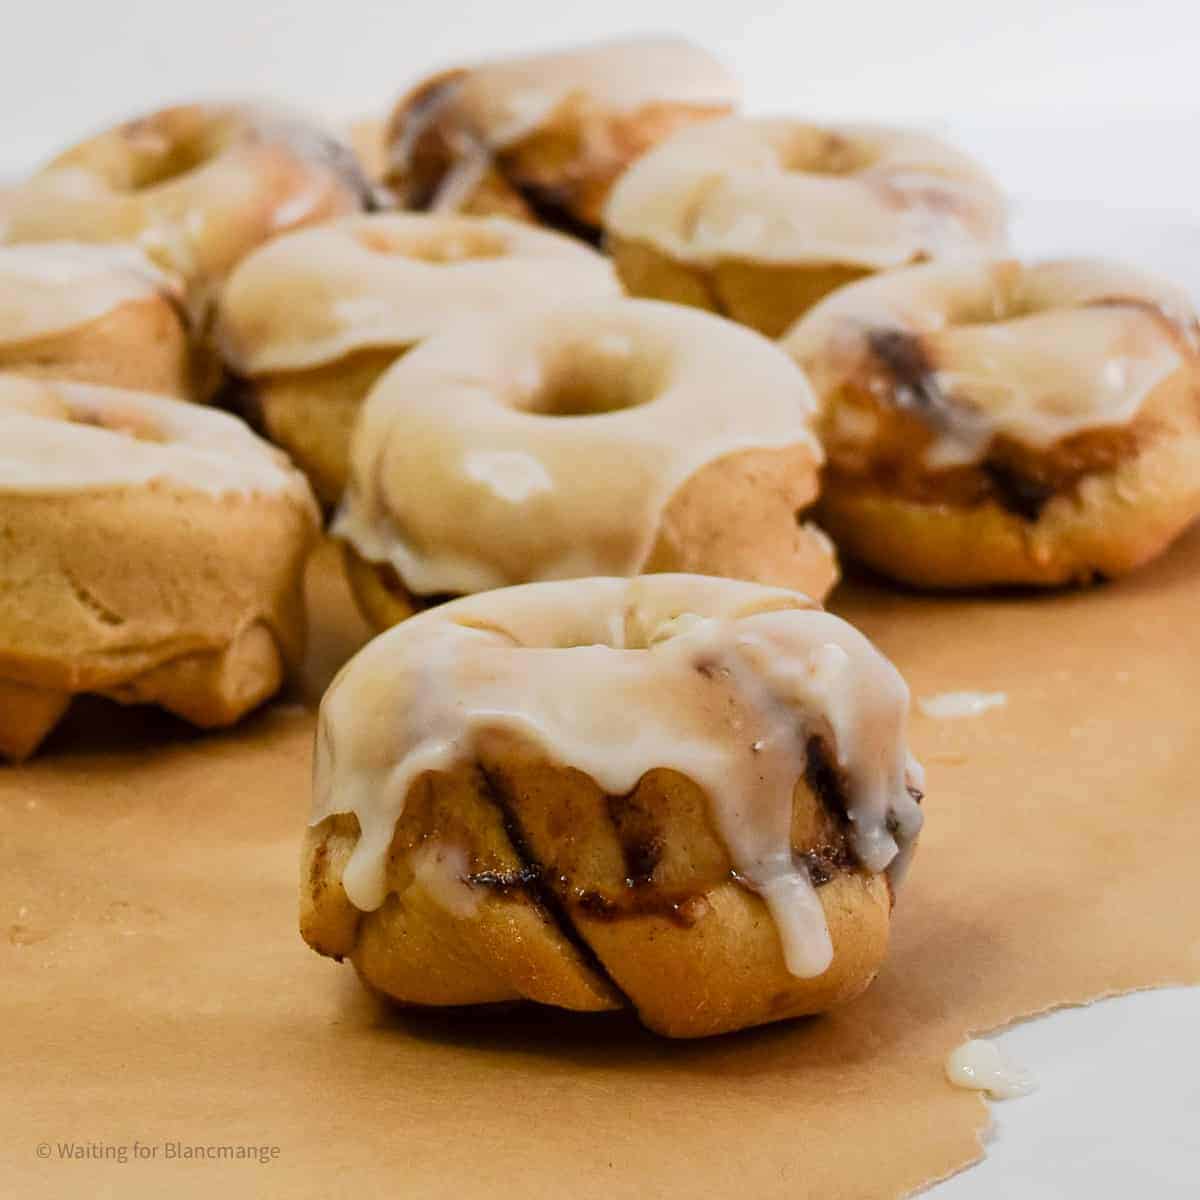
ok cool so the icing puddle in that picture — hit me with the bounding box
[945,1038,1037,1100]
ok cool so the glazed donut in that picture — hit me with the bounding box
[333,297,838,627]
[1,103,373,315]
[0,374,319,761]
[384,37,739,243]
[782,258,1200,588]
[301,573,924,1038]
[605,118,1008,336]
[216,213,620,504]
[0,242,192,397]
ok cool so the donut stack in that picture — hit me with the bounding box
[4,35,1198,1038]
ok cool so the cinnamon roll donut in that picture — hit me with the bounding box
[1,103,373,318]
[333,297,838,627]
[0,243,192,397]
[782,258,1200,587]
[605,119,1008,336]
[384,37,739,243]
[216,214,620,503]
[301,573,924,1038]
[0,374,319,761]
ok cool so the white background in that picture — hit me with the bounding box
[3,1,1199,1193]
[2,0,1199,171]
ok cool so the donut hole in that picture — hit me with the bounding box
[953,293,1039,327]
[356,225,509,263]
[516,334,662,417]
[64,403,166,442]
[776,128,875,177]
[947,267,1043,328]
[117,115,235,191]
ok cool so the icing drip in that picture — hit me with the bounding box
[946,1039,1037,1100]
[311,576,923,980]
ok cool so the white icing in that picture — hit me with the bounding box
[0,374,316,504]
[408,842,480,919]
[785,257,1197,465]
[443,37,740,148]
[216,214,620,374]
[946,1039,1037,1100]
[605,118,1008,269]
[333,298,823,597]
[310,575,923,980]
[462,449,554,503]
[919,691,1007,719]
[0,242,179,345]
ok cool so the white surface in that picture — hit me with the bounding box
[1,0,1199,170]
[936,990,1200,1197]
[3,2,1199,1192]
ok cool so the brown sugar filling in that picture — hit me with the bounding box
[827,315,1164,521]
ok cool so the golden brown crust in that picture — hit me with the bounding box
[302,727,891,1037]
[610,235,870,337]
[642,444,839,598]
[249,348,399,506]
[300,759,625,1013]
[784,259,1200,587]
[0,484,317,760]
[817,401,1200,588]
[0,294,194,398]
[0,679,72,762]
[813,339,1200,587]
[340,547,422,631]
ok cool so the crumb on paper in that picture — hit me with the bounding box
[918,691,1007,720]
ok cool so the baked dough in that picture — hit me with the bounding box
[0,242,192,397]
[301,573,924,1037]
[605,118,1008,335]
[216,214,620,503]
[782,257,1200,587]
[333,297,838,626]
[0,374,319,760]
[384,37,739,241]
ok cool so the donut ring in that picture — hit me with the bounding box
[384,37,739,242]
[1,103,373,314]
[0,242,193,398]
[302,573,923,1037]
[605,118,1008,336]
[333,297,838,626]
[216,214,620,504]
[782,258,1200,588]
[0,375,319,761]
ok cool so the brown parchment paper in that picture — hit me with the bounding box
[3,532,1199,1199]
